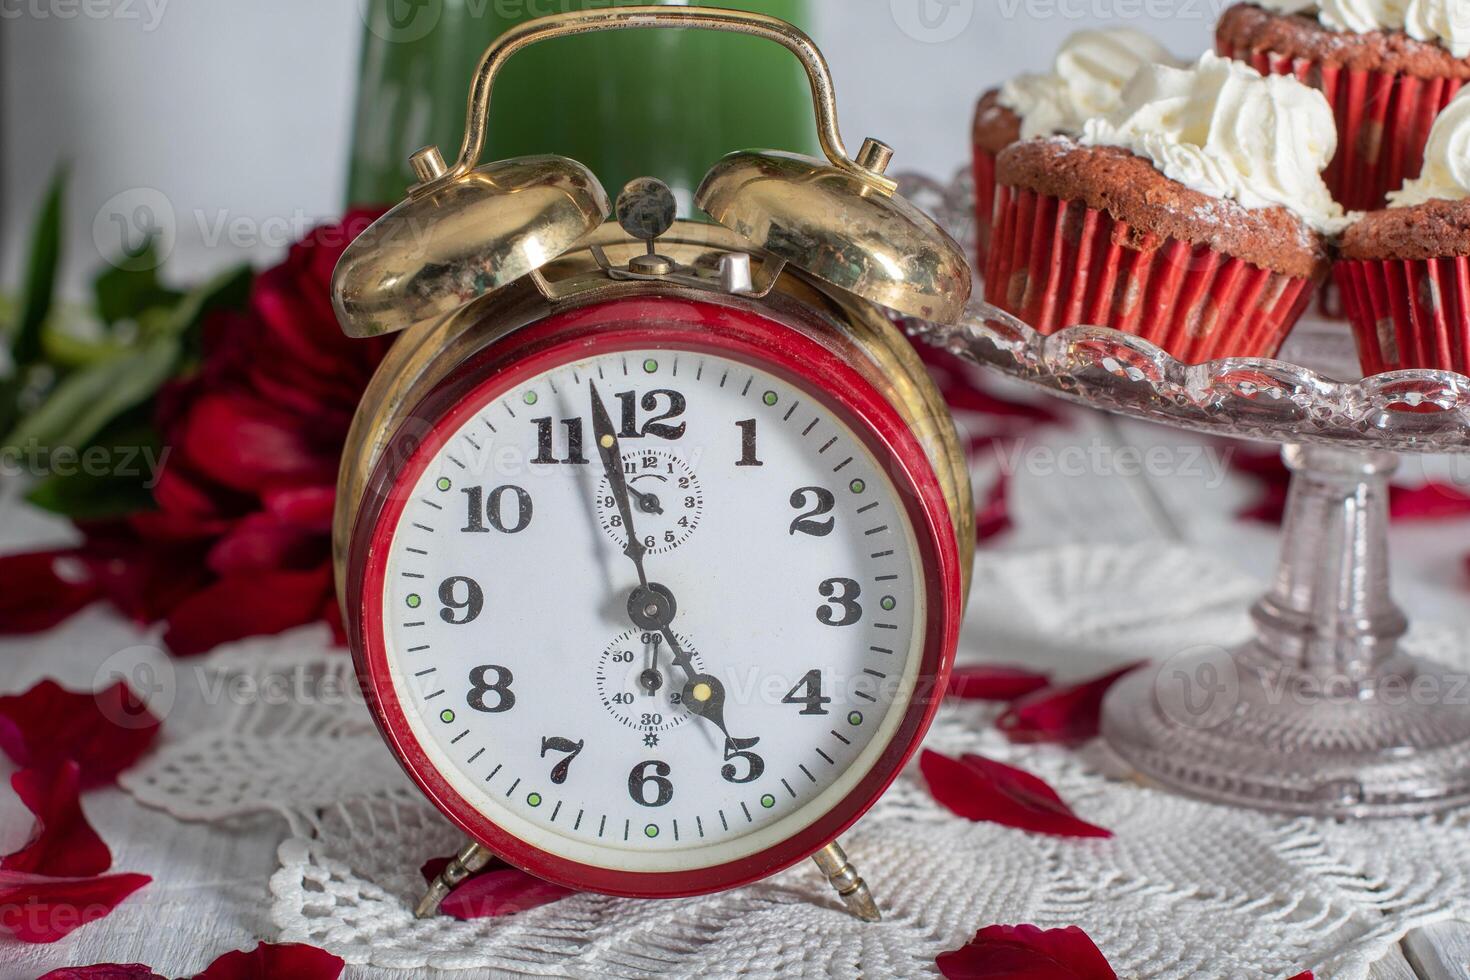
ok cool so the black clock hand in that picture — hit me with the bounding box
[627,484,664,515]
[589,381,647,587]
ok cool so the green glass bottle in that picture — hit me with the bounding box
[348,0,816,208]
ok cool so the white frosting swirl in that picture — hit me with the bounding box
[1404,0,1470,56]
[1255,0,1469,55]
[1081,52,1349,233]
[1389,86,1470,205]
[998,28,1182,140]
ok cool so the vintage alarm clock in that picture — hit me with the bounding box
[331,5,973,921]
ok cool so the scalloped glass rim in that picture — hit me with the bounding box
[895,168,1470,456]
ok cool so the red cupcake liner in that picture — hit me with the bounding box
[984,185,1317,363]
[1221,41,1466,211]
[973,144,1000,270]
[1336,255,1470,374]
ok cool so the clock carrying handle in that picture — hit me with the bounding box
[404,4,898,199]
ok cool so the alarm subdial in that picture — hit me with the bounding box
[596,628,704,741]
[595,448,703,555]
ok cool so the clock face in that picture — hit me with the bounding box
[354,302,957,894]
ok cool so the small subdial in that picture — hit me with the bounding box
[596,448,703,555]
[596,628,703,740]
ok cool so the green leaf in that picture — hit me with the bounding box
[2,338,180,460]
[92,239,181,326]
[23,418,162,521]
[157,263,251,342]
[10,167,66,368]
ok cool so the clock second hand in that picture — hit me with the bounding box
[588,382,755,754]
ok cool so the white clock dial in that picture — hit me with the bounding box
[379,348,926,873]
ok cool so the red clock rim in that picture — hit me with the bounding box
[348,295,963,898]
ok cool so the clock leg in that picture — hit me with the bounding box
[812,841,881,922]
[414,840,495,918]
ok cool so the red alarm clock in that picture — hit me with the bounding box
[331,5,973,921]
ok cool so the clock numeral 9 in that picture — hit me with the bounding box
[466,664,515,713]
[628,759,673,807]
[460,485,532,534]
[816,577,863,626]
[789,487,835,536]
[438,576,483,625]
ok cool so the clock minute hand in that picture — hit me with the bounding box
[589,381,647,586]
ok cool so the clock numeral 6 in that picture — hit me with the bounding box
[816,577,863,626]
[438,576,483,625]
[788,486,835,536]
[460,485,532,534]
[466,664,515,713]
[628,759,673,807]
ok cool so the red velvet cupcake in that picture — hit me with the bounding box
[1337,88,1470,374]
[986,54,1343,363]
[1217,1,1470,210]
[972,29,1180,267]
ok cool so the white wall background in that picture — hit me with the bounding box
[0,0,1218,292]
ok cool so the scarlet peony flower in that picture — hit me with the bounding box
[0,210,389,656]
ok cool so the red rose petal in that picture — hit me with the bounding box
[38,965,162,979]
[1285,973,1313,980]
[0,870,150,943]
[977,473,1012,543]
[997,663,1145,745]
[262,485,337,532]
[3,761,112,877]
[175,392,339,495]
[937,924,1116,980]
[920,750,1111,838]
[0,680,161,787]
[0,549,100,633]
[440,867,575,919]
[162,565,334,656]
[205,513,330,576]
[947,664,1051,701]
[1390,483,1470,521]
[193,942,345,980]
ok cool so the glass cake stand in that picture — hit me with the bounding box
[902,170,1470,818]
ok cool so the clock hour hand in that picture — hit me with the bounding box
[589,381,647,585]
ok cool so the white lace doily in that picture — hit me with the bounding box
[121,542,1470,978]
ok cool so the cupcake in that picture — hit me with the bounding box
[1337,87,1470,374]
[1217,0,1470,211]
[973,29,1181,266]
[985,53,1345,363]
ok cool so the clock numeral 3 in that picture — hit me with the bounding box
[466,664,515,713]
[539,736,584,785]
[788,486,835,536]
[816,577,863,626]
[438,576,483,625]
[460,485,533,534]
[628,759,673,807]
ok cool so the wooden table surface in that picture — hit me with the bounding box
[0,396,1466,979]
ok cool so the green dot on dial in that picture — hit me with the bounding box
[880,596,896,611]
[436,477,451,492]
[643,359,658,374]
[439,709,455,724]
[523,390,538,405]
[527,792,542,807]
[760,794,776,809]
[762,391,778,406]
[644,823,659,838]
[849,479,866,494]
[406,594,421,609]
[848,711,863,726]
